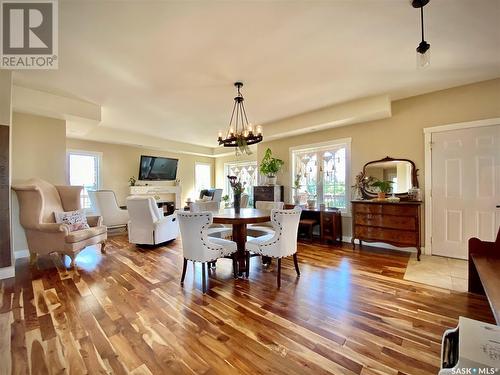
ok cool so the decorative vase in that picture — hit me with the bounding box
[266,176,277,185]
[377,192,386,200]
[307,199,316,209]
[234,193,241,214]
[293,194,300,205]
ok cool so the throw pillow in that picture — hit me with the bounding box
[54,209,90,232]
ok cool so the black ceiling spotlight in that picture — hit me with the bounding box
[411,0,431,68]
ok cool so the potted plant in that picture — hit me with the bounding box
[227,175,246,214]
[291,173,302,205]
[259,148,284,185]
[222,194,230,208]
[307,194,317,209]
[129,176,136,186]
[370,179,394,200]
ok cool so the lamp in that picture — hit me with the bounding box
[411,0,431,68]
[218,82,262,155]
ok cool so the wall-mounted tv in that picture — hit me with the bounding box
[138,155,178,181]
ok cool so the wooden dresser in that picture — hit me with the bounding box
[351,200,422,260]
[253,185,284,207]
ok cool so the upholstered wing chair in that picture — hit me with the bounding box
[88,190,129,228]
[12,178,107,268]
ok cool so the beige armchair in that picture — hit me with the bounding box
[12,178,107,268]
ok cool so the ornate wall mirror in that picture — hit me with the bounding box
[359,156,419,200]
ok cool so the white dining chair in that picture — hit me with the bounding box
[177,211,238,293]
[247,201,285,237]
[245,208,301,288]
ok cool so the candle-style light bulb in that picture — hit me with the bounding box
[229,127,234,135]
[247,124,254,133]
[256,125,262,135]
[218,131,222,139]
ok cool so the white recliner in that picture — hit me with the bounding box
[89,190,129,229]
[126,196,178,245]
[177,211,238,293]
[246,208,301,288]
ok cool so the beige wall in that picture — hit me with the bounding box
[11,112,67,253]
[66,138,215,206]
[254,78,500,238]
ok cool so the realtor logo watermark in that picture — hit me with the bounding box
[1,0,58,69]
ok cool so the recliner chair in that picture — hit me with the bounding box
[89,190,129,229]
[126,196,178,245]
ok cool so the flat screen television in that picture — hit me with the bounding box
[138,155,178,181]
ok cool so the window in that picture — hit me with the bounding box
[67,150,101,209]
[195,163,212,194]
[291,139,351,213]
[224,161,258,206]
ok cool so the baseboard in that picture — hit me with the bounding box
[342,236,424,255]
[15,249,30,259]
[0,266,15,279]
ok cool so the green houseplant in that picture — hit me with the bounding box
[259,148,284,185]
[370,179,394,200]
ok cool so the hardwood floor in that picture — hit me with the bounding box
[0,235,495,374]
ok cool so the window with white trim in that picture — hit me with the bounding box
[291,139,350,213]
[224,161,258,206]
[67,150,101,209]
[195,163,212,194]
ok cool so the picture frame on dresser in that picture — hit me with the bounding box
[351,156,423,261]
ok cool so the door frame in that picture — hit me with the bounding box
[423,117,500,255]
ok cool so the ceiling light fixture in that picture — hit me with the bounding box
[411,0,431,68]
[218,82,262,156]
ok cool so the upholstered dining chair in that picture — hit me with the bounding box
[88,190,129,229]
[12,178,107,268]
[246,208,301,288]
[247,201,285,237]
[126,196,178,245]
[177,211,238,293]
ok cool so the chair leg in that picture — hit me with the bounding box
[180,258,188,285]
[277,258,281,289]
[29,252,37,267]
[293,253,300,276]
[245,251,250,278]
[210,260,217,269]
[101,241,107,254]
[201,262,207,294]
[232,255,238,279]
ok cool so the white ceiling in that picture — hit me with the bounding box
[13,0,500,148]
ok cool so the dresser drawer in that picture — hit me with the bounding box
[354,213,416,231]
[354,226,417,246]
[352,203,418,217]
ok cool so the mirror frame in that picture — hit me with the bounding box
[359,156,419,200]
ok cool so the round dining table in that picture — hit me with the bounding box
[212,208,271,276]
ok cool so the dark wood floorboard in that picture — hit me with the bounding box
[0,235,494,374]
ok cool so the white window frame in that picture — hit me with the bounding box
[290,138,351,215]
[224,160,258,204]
[66,149,102,209]
[194,162,212,195]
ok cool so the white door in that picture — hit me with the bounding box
[431,124,500,259]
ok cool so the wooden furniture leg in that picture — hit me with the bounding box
[201,262,207,294]
[180,258,187,285]
[232,254,238,279]
[245,251,250,278]
[232,223,248,277]
[101,241,106,254]
[277,258,282,288]
[293,253,300,276]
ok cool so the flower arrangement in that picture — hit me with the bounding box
[129,176,136,186]
[351,172,374,199]
[227,175,245,195]
[259,148,284,178]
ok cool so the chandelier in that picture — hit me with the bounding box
[218,82,262,155]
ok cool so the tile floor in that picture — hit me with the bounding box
[404,253,468,291]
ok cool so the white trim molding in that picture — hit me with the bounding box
[423,117,500,256]
[289,137,352,213]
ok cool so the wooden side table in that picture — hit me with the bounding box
[320,210,342,243]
